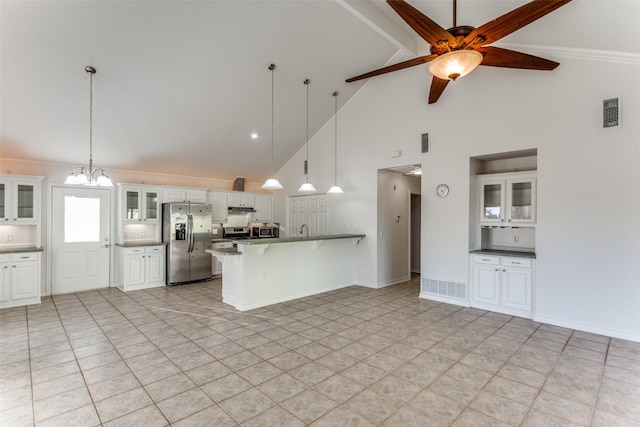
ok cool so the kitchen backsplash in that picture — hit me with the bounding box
[481,226,535,252]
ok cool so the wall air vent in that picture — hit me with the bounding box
[603,97,620,128]
[422,277,466,301]
[421,133,429,153]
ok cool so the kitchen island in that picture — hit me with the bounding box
[206,234,365,311]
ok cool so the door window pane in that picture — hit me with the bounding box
[483,184,502,219]
[145,192,158,220]
[126,191,139,220]
[17,184,34,219]
[65,196,100,243]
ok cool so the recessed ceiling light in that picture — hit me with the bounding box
[250,132,259,140]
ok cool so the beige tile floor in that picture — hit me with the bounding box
[1,276,639,426]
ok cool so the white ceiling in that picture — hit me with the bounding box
[2,1,638,183]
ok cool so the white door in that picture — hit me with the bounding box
[52,187,111,294]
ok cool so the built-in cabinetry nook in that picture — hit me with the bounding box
[468,150,537,318]
[0,174,43,308]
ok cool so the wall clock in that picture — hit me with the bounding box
[436,183,449,197]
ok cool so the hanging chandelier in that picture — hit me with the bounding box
[327,91,344,194]
[298,78,316,192]
[65,66,113,187]
[262,64,283,190]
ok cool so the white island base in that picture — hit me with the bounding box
[207,235,364,311]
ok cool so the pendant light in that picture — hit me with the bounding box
[298,78,316,192]
[262,64,283,190]
[65,66,113,186]
[327,91,344,194]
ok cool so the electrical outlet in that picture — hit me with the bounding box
[141,231,146,237]
[6,233,13,242]
[512,235,519,243]
[442,269,448,278]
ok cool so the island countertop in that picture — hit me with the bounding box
[232,234,365,245]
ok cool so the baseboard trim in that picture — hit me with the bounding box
[534,314,640,343]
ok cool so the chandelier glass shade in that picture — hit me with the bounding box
[65,66,113,187]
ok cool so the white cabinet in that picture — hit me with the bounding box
[162,188,207,203]
[0,176,43,224]
[479,173,536,225]
[116,245,165,291]
[119,185,161,223]
[0,252,40,309]
[470,254,533,318]
[208,192,228,222]
[254,195,273,222]
[227,193,254,208]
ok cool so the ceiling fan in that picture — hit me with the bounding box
[346,0,572,104]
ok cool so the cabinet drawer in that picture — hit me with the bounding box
[472,255,500,265]
[124,247,145,255]
[145,246,164,253]
[502,257,532,268]
[11,253,39,262]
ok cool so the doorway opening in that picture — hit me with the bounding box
[377,164,421,286]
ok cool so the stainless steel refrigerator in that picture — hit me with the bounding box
[163,202,212,285]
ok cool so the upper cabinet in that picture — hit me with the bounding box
[0,176,43,224]
[227,193,254,208]
[479,172,536,225]
[254,195,273,222]
[162,188,207,204]
[208,191,228,222]
[119,185,161,223]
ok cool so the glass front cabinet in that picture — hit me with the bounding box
[0,177,42,223]
[479,173,536,225]
[120,186,160,223]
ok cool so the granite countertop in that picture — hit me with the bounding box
[117,242,167,247]
[233,234,365,246]
[0,247,44,254]
[470,249,536,259]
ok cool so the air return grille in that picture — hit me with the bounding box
[603,97,620,128]
[422,278,466,300]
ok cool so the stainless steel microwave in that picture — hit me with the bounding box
[253,226,277,238]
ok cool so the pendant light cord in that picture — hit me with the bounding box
[333,91,339,185]
[86,66,96,177]
[304,79,310,182]
[270,64,275,177]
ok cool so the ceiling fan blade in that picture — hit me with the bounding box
[387,0,455,47]
[478,46,559,70]
[346,55,437,83]
[428,76,450,104]
[463,0,572,48]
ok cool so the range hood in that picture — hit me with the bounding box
[228,206,256,214]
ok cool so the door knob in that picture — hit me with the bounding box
[102,244,110,248]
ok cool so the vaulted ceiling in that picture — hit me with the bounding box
[2,1,638,182]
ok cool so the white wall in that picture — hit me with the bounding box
[276,48,640,341]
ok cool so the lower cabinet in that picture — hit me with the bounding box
[470,254,533,318]
[0,252,41,309]
[116,245,165,291]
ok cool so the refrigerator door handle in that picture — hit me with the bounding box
[188,214,195,253]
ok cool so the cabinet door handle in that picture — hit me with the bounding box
[481,258,492,262]
[512,262,521,265]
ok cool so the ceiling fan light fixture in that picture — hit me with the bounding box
[428,50,483,81]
